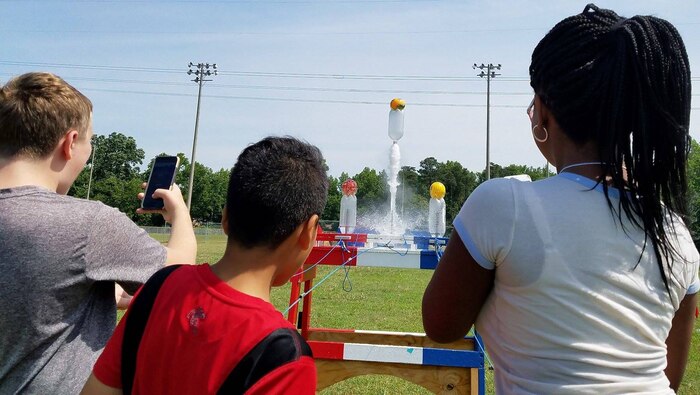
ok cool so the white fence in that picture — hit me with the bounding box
[142,224,225,236]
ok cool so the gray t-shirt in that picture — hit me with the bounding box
[0,185,167,394]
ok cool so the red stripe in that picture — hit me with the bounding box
[305,247,358,266]
[309,341,345,360]
[307,328,355,335]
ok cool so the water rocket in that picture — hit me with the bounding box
[388,98,405,142]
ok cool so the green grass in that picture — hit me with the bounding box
[151,234,700,394]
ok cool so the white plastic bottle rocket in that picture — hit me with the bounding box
[388,98,405,142]
[428,182,446,237]
[339,179,357,234]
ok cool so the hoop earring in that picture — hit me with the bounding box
[532,124,548,143]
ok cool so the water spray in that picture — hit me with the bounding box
[387,98,405,235]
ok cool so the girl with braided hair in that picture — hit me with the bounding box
[423,4,698,393]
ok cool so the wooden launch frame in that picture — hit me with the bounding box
[287,233,485,394]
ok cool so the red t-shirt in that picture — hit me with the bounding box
[93,264,316,394]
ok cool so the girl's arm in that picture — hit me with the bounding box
[422,231,495,343]
[665,292,697,391]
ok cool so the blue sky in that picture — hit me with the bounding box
[2,0,699,177]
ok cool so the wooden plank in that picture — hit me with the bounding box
[316,359,473,394]
[470,368,479,394]
[302,265,317,282]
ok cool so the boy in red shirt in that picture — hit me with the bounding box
[81,137,328,395]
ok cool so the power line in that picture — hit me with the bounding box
[79,88,700,110]
[0,72,535,96]
[0,27,547,35]
[0,0,450,3]
[209,83,533,95]
[77,87,529,107]
[5,71,700,100]
[4,72,700,100]
[3,61,699,82]
[0,61,181,74]
[0,61,526,81]
[217,70,527,81]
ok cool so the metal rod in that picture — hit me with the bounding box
[473,63,500,181]
[185,62,217,211]
[486,67,491,180]
[186,74,204,210]
[86,137,97,200]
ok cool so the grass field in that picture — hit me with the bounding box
[152,234,700,394]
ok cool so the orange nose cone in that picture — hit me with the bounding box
[390,98,406,110]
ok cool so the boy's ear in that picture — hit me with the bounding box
[298,214,319,251]
[221,205,229,236]
[59,130,80,160]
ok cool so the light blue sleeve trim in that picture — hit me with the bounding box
[558,172,621,199]
[453,219,495,270]
[687,278,700,295]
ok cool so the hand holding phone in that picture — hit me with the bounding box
[142,156,180,210]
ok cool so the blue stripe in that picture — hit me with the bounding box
[558,172,621,199]
[419,250,438,269]
[687,278,700,295]
[422,347,484,368]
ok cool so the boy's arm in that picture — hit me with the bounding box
[163,206,196,265]
[115,284,132,310]
[665,292,697,391]
[137,184,197,265]
[81,374,123,395]
[243,357,316,395]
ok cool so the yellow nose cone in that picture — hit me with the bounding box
[390,98,406,110]
[430,182,446,199]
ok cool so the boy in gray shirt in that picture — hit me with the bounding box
[0,72,197,394]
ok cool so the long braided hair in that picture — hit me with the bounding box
[529,4,692,295]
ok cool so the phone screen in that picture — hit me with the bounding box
[142,156,179,210]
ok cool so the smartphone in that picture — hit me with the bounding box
[142,156,180,210]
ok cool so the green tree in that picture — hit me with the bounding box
[397,166,428,220]
[417,157,441,188]
[69,132,146,219]
[436,160,478,224]
[91,132,145,180]
[322,175,342,223]
[399,166,420,191]
[478,162,550,183]
[353,167,388,216]
[89,176,143,222]
[145,153,229,223]
[70,167,91,199]
[209,168,230,223]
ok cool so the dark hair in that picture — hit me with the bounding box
[0,72,93,158]
[226,136,329,249]
[530,4,692,293]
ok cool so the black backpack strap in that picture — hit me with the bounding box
[121,265,183,395]
[217,328,313,394]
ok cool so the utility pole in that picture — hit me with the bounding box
[473,63,501,180]
[86,136,97,200]
[186,62,217,211]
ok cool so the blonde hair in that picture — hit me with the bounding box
[0,72,92,158]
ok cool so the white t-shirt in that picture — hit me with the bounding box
[454,173,700,394]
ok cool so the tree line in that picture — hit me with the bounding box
[69,132,700,244]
